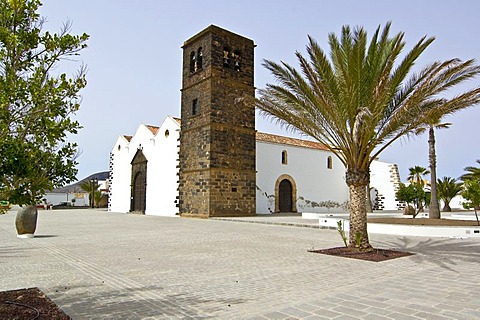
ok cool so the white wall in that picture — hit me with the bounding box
[108,136,133,213]
[109,117,401,216]
[370,161,402,211]
[144,117,179,216]
[108,116,180,216]
[256,141,349,214]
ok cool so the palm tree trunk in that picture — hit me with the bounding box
[346,169,372,251]
[429,127,440,219]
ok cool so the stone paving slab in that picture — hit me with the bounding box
[1,209,480,319]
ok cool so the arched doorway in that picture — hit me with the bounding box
[274,174,297,213]
[132,171,146,212]
[130,149,147,213]
[279,179,293,212]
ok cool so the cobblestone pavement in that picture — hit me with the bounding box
[1,209,480,319]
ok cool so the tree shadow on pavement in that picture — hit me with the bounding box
[375,237,480,272]
[48,284,247,319]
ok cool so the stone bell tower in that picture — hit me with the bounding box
[178,25,256,217]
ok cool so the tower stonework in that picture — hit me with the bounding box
[178,25,256,218]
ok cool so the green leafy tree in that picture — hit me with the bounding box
[462,179,480,226]
[406,165,430,213]
[437,176,463,212]
[415,120,451,218]
[395,183,416,213]
[395,183,429,218]
[0,0,88,208]
[255,23,480,250]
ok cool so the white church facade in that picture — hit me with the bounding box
[107,25,403,216]
[108,116,403,216]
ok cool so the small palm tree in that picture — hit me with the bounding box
[460,160,480,181]
[437,177,463,212]
[256,23,480,250]
[415,119,451,218]
[407,166,430,187]
[94,190,103,208]
[80,180,100,208]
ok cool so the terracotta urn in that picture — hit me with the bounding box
[15,205,38,238]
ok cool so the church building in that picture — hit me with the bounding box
[108,25,403,216]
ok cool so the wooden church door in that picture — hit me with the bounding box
[130,149,147,213]
[279,179,293,212]
[132,171,146,212]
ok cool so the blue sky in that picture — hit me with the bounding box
[39,0,480,181]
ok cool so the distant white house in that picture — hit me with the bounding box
[44,191,89,207]
[108,116,403,216]
[44,173,109,207]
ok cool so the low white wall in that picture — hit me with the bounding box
[318,217,480,238]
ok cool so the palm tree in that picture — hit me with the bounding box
[80,180,100,208]
[255,23,480,250]
[407,166,430,187]
[406,166,430,212]
[415,120,451,218]
[94,190,103,208]
[437,177,463,212]
[460,160,480,181]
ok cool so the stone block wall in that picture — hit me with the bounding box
[178,25,256,217]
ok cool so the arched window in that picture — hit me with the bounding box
[281,150,288,165]
[327,156,332,169]
[197,47,203,70]
[233,50,241,71]
[223,47,231,68]
[189,51,196,73]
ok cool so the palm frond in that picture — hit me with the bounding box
[256,23,480,174]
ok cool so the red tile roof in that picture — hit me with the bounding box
[145,125,160,135]
[256,132,329,151]
[122,122,329,152]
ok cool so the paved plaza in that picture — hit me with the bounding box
[1,209,480,319]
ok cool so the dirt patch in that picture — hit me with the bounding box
[368,217,479,226]
[309,247,414,262]
[0,287,70,319]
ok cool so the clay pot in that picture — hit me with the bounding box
[15,205,38,238]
